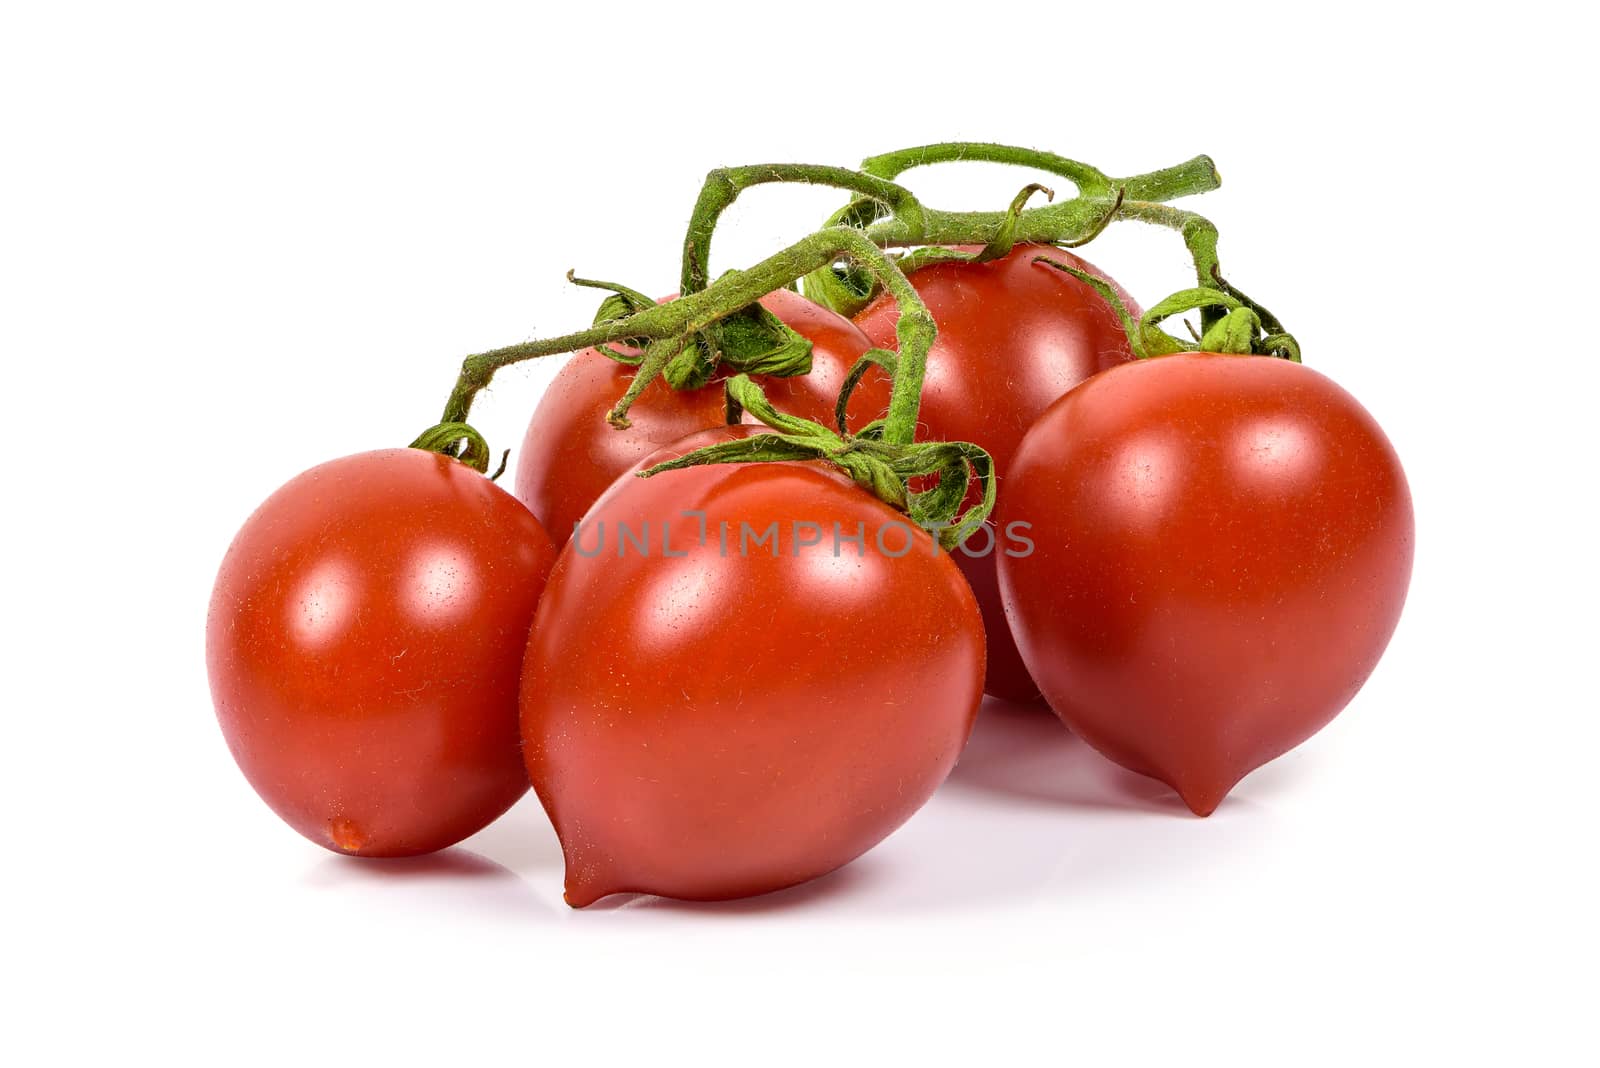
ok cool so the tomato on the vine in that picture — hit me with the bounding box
[207,448,558,856]
[519,451,984,906]
[854,243,1139,702]
[515,288,890,543]
[997,352,1413,815]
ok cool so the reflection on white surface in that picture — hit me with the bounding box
[305,841,555,921]
[297,702,1282,918]
[369,701,1283,919]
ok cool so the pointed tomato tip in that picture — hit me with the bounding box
[551,829,621,907]
[561,879,607,908]
[561,861,624,908]
[1174,778,1234,817]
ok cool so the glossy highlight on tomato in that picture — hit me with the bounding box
[997,353,1414,815]
[515,288,890,544]
[855,244,1138,701]
[207,448,558,856]
[520,455,984,905]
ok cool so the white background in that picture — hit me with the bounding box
[4,2,1595,1064]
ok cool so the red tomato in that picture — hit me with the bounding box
[997,353,1414,815]
[519,455,984,905]
[514,288,889,544]
[207,449,558,856]
[855,244,1138,702]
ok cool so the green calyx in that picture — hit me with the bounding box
[1033,256,1301,363]
[641,374,995,550]
[798,198,887,315]
[568,271,655,363]
[1138,287,1302,361]
[700,283,814,379]
[409,421,509,480]
[570,270,814,394]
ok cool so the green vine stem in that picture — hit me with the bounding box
[1114,200,1221,284]
[858,142,1213,205]
[417,143,1293,523]
[676,145,1220,303]
[431,224,935,446]
[680,165,925,295]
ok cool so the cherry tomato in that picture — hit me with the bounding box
[519,455,984,905]
[514,288,889,544]
[855,244,1139,702]
[207,448,558,856]
[997,353,1414,815]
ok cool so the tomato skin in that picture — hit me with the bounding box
[520,459,984,906]
[854,244,1139,702]
[207,449,558,857]
[514,288,889,544]
[997,353,1414,815]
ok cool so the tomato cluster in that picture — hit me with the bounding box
[206,144,1412,906]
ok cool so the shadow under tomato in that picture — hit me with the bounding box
[305,845,553,918]
[576,858,886,916]
[946,698,1196,815]
[315,849,511,880]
